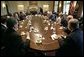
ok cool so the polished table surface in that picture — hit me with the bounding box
[17,15,67,51]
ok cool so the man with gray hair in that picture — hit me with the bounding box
[56,19,83,56]
[68,19,83,55]
[68,19,79,31]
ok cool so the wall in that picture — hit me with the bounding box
[1,1,7,15]
[6,1,29,13]
[38,1,54,12]
[1,1,54,15]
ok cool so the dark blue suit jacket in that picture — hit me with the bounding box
[56,28,83,56]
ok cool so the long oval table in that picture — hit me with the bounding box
[17,15,67,52]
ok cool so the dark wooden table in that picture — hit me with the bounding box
[17,15,67,55]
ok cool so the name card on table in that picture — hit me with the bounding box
[51,34,58,40]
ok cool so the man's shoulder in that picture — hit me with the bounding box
[68,29,83,41]
[70,29,82,36]
[12,31,21,37]
[5,29,21,38]
[0,25,6,31]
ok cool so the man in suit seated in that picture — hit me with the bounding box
[62,15,74,35]
[0,15,7,49]
[0,15,7,34]
[2,18,27,56]
[61,15,73,27]
[56,19,83,56]
[49,12,57,22]
[39,7,43,15]
[1,18,44,56]
[19,12,26,20]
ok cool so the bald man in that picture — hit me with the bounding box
[56,19,83,56]
[67,15,73,21]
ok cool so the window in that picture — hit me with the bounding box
[63,1,71,15]
[1,1,7,15]
[2,2,6,8]
[54,1,58,12]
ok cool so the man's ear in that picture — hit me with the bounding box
[13,25,15,29]
[13,24,16,28]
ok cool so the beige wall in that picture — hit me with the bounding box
[6,1,29,13]
[1,1,54,15]
[38,1,54,12]
[1,1,7,15]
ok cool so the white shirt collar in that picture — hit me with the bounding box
[1,23,7,28]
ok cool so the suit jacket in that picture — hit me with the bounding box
[49,14,56,21]
[3,28,25,56]
[63,27,71,35]
[0,24,7,46]
[61,18,68,27]
[0,24,7,36]
[40,8,43,14]
[19,14,26,20]
[56,28,83,56]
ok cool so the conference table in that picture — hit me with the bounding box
[17,15,67,55]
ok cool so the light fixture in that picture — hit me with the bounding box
[2,2,6,8]
[59,3,61,8]
[18,5,24,7]
[43,5,49,8]
[18,5,24,11]
[43,5,49,11]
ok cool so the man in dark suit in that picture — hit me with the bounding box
[1,18,45,56]
[61,15,74,35]
[49,12,57,22]
[0,15,7,35]
[2,18,26,56]
[19,12,26,20]
[39,7,43,15]
[0,15,7,48]
[56,19,83,56]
